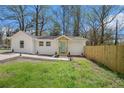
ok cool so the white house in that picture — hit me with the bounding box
[9,31,88,56]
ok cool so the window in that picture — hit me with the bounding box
[20,41,24,48]
[46,42,51,46]
[39,41,44,46]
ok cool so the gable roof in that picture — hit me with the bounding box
[9,31,88,40]
[10,31,33,39]
[56,35,72,40]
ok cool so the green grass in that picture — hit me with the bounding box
[0,58,124,88]
[0,49,11,53]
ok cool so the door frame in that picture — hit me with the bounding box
[59,39,68,55]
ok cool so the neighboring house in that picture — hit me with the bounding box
[9,31,88,56]
[111,34,124,45]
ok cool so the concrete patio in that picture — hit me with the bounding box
[0,53,20,62]
[0,53,69,62]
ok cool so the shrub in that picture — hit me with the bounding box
[67,52,70,57]
[54,51,59,57]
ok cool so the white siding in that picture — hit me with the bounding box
[11,31,34,53]
[68,39,86,55]
[35,39,58,55]
[11,32,87,55]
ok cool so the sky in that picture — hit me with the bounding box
[0,5,124,35]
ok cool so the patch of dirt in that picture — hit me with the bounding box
[74,62,81,69]
[0,72,16,79]
[16,57,41,62]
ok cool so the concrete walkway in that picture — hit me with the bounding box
[21,54,69,61]
[0,53,69,62]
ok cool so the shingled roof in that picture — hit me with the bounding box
[35,36,59,39]
[25,32,88,40]
[10,31,88,40]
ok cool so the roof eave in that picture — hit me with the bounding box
[56,35,72,40]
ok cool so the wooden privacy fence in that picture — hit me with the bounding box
[84,45,124,74]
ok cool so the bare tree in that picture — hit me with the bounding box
[0,31,4,45]
[2,5,28,31]
[114,19,124,45]
[51,6,73,35]
[0,5,123,42]
[91,5,122,44]
[31,5,49,36]
[33,5,40,36]
[72,6,81,36]
[39,7,50,36]
[115,20,118,45]
[87,13,100,45]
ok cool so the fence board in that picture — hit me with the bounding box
[84,45,124,74]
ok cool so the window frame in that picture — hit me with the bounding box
[39,41,44,46]
[20,40,24,48]
[46,41,51,46]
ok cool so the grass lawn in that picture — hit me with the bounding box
[0,58,124,88]
[0,49,11,53]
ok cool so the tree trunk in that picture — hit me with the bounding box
[40,16,45,36]
[62,7,66,35]
[73,6,80,36]
[115,20,118,45]
[93,29,97,45]
[35,6,39,36]
[100,21,104,44]
[21,6,25,31]
[19,5,25,31]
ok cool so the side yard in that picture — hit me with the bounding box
[0,58,124,88]
[0,49,11,53]
[84,45,124,73]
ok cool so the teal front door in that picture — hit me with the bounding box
[59,40,68,55]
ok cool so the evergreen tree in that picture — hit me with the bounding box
[50,22,61,36]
